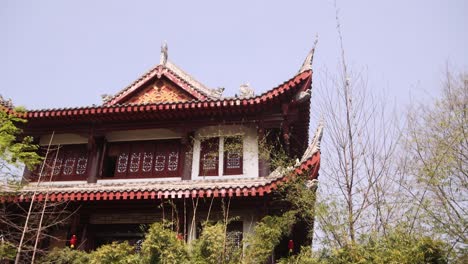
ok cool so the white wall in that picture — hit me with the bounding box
[39,133,88,145]
[191,125,259,180]
[105,128,182,142]
[39,129,183,146]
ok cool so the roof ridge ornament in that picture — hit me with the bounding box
[0,94,14,109]
[300,118,324,163]
[101,94,113,103]
[298,35,318,73]
[238,83,255,98]
[160,41,168,66]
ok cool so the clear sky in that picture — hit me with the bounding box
[1,0,466,110]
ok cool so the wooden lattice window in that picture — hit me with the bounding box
[199,137,219,176]
[109,140,181,178]
[223,137,243,175]
[37,144,89,181]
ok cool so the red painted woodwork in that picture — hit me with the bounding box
[223,137,243,175]
[33,144,89,181]
[123,78,195,105]
[19,70,311,122]
[199,137,219,176]
[107,139,181,179]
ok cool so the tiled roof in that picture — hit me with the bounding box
[16,70,311,121]
[103,44,223,106]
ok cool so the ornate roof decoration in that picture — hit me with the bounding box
[300,119,324,163]
[102,43,223,106]
[0,95,14,110]
[160,41,168,66]
[298,36,318,73]
[238,83,255,98]
[294,89,311,103]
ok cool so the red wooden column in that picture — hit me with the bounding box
[87,135,104,183]
[181,131,194,180]
[281,103,291,155]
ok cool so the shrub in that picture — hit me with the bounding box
[38,247,89,264]
[192,223,225,264]
[0,240,16,262]
[89,241,138,264]
[243,210,296,264]
[140,222,189,264]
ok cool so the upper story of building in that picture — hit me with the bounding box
[8,43,319,190]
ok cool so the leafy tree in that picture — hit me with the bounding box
[315,26,401,249]
[277,229,449,264]
[404,71,467,256]
[1,101,46,263]
[0,105,41,179]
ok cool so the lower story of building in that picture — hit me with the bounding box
[2,195,312,262]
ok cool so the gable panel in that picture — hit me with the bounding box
[123,78,196,104]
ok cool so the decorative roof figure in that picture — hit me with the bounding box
[160,41,168,66]
[212,87,225,98]
[100,94,113,103]
[0,95,13,109]
[238,83,255,98]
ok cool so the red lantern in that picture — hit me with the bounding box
[70,235,77,249]
[288,239,294,253]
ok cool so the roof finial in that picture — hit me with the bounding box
[298,35,318,73]
[160,41,168,65]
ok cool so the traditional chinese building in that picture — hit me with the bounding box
[1,44,322,259]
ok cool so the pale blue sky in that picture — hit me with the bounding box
[1,0,466,109]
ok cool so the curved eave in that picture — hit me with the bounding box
[16,70,311,122]
[0,151,319,203]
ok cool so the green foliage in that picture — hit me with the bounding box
[191,221,243,264]
[276,247,321,264]
[0,240,16,261]
[277,230,449,264]
[192,223,226,264]
[38,247,90,264]
[258,133,295,169]
[280,176,317,234]
[405,71,467,254]
[243,210,297,264]
[326,232,448,264]
[0,108,41,170]
[140,221,189,264]
[89,241,138,264]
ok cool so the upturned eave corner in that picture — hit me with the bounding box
[298,36,318,74]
